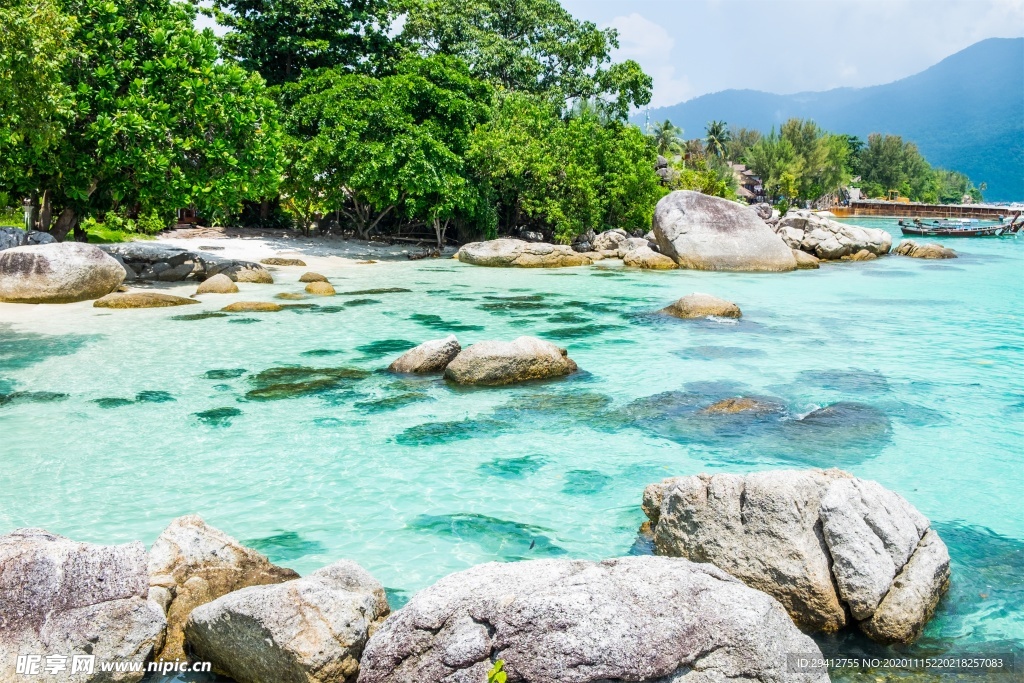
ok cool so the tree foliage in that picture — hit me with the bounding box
[703,120,730,159]
[649,120,684,156]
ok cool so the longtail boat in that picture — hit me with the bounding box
[899,216,1022,237]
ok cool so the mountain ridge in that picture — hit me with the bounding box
[635,38,1024,201]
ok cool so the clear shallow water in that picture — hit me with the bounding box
[1,219,1022,662]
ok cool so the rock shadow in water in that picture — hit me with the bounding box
[409,513,567,561]
[0,391,69,408]
[409,313,484,333]
[796,368,892,395]
[340,288,412,295]
[0,323,101,371]
[561,469,612,495]
[773,402,892,467]
[93,397,134,409]
[243,531,327,562]
[136,391,175,403]
[205,368,247,380]
[394,418,506,446]
[355,339,417,359]
[478,455,548,479]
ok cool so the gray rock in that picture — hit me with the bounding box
[0,528,166,683]
[659,293,741,319]
[99,243,194,269]
[0,243,126,304]
[195,273,239,295]
[642,469,949,642]
[773,211,891,260]
[156,262,194,282]
[653,191,797,272]
[444,336,578,386]
[622,246,677,270]
[358,556,828,683]
[894,240,957,259]
[0,227,56,251]
[792,249,820,269]
[148,515,299,662]
[388,336,461,374]
[591,228,629,252]
[616,236,651,258]
[185,561,389,683]
[456,239,592,268]
[754,203,774,220]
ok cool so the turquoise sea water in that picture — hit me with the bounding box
[1,219,1022,667]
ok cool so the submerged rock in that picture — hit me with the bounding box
[195,273,238,294]
[0,528,166,683]
[388,335,461,374]
[94,292,198,308]
[457,239,593,268]
[659,292,741,319]
[245,366,370,400]
[305,281,337,296]
[653,191,798,272]
[895,240,958,259]
[358,556,827,683]
[642,468,949,642]
[260,257,306,267]
[622,245,677,269]
[221,301,282,312]
[700,396,783,415]
[444,336,578,385]
[186,561,389,683]
[0,242,126,304]
[148,515,299,662]
[773,211,892,260]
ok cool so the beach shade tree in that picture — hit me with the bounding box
[5,0,283,240]
[704,120,731,158]
[744,128,801,204]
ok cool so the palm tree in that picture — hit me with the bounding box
[704,120,732,158]
[650,120,684,156]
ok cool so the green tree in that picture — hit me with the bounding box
[724,126,760,162]
[401,0,652,119]
[666,156,736,199]
[208,0,397,86]
[704,120,731,158]
[744,129,799,201]
[858,133,938,201]
[649,120,684,156]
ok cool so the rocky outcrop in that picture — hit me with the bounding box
[792,249,820,269]
[591,228,629,252]
[306,281,336,296]
[457,239,592,268]
[642,469,950,642]
[0,226,56,251]
[195,273,239,294]
[622,245,677,269]
[0,529,166,682]
[388,336,461,374]
[0,243,125,304]
[773,211,892,260]
[444,336,577,386]
[653,191,798,272]
[895,240,957,259]
[616,236,655,258]
[221,301,282,312]
[185,561,389,683]
[94,292,198,308]
[148,515,299,661]
[659,293,741,319]
[260,257,306,267]
[100,243,196,282]
[358,556,827,683]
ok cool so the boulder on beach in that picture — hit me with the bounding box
[0,226,56,251]
[591,228,629,252]
[260,257,307,267]
[659,292,741,319]
[195,273,239,295]
[642,468,950,642]
[357,556,827,683]
[305,281,336,296]
[221,301,283,312]
[622,245,677,270]
[653,191,798,272]
[0,528,166,683]
[895,240,957,259]
[845,249,877,261]
[185,560,389,683]
[101,243,198,282]
[792,249,821,269]
[444,336,578,386]
[148,515,299,662]
[94,291,198,308]
[300,272,330,283]
[0,242,125,304]
[388,335,461,374]
[197,256,273,284]
[773,211,892,260]
[456,239,592,268]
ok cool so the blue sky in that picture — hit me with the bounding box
[562,0,1024,107]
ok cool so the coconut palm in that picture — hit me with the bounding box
[704,120,732,158]
[649,119,684,156]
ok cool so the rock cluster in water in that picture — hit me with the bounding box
[642,468,950,643]
[770,210,892,260]
[895,240,958,259]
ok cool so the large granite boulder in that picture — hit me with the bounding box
[773,211,892,260]
[642,469,949,643]
[99,243,197,282]
[148,515,299,662]
[894,240,957,259]
[0,529,166,682]
[185,561,389,683]
[388,335,461,374]
[358,556,827,683]
[659,293,741,319]
[0,227,56,251]
[0,243,125,303]
[653,191,798,272]
[444,336,578,386]
[623,245,677,270]
[457,239,592,268]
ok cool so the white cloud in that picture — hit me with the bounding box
[606,13,695,109]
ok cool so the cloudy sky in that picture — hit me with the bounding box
[561,0,1024,108]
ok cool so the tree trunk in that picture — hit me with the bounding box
[38,190,53,232]
[260,198,270,222]
[49,208,78,242]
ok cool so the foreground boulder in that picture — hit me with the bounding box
[653,191,798,272]
[659,293,741,319]
[195,273,238,294]
[148,515,298,661]
[457,239,592,268]
[773,211,892,260]
[358,556,827,683]
[186,561,388,683]
[622,245,676,270]
[388,335,461,374]
[444,336,577,385]
[0,529,166,682]
[895,240,957,259]
[93,291,198,309]
[0,243,125,304]
[642,469,949,642]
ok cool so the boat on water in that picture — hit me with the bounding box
[899,216,1022,237]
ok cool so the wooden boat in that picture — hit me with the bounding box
[899,218,1021,237]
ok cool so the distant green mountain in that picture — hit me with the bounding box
[636,38,1024,202]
